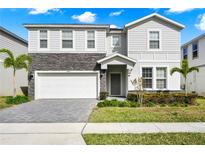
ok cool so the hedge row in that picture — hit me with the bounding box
[97,99,139,107]
[127,92,198,105]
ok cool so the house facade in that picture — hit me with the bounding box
[181,33,205,96]
[0,26,28,96]
[24,13,184,100]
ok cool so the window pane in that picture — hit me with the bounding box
[62,30,72,39]
[157,79,166,89]
[142,68,152,78]
[193,51,198,58]
[40,40,47,48]
[150,40,159,49]
[183,47,188,59]
[40,30,47,38]
[62,40,73,48]
[143,79,152,88]
[150,31,159,40]
[157,68,166,78]
[113,35,120,46]
[87,31,95,40]
[87,40,95,48]
[192,43,198,50]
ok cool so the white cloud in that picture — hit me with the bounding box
[109,10,124,16]
[110,24,119,28]
[29,8,61,15]
[72,11,96,23]
[166,8,194,14]
[195,13,205,31]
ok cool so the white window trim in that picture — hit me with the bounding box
[140,65,169,90]
[147,29,161,51]
[85,30,97,51]
[60,30,75,51]
[109,72,122,96]
[140,66,154,90]
[156,67,168,90]
[38,29,49,51]
[111,34,121,48]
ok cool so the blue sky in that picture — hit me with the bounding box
[0,8,205,44]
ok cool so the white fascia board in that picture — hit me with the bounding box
[125,13,185,29]
[97,53,136,64]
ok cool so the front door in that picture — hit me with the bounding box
[110,73,121,96]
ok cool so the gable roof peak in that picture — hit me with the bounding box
[125,13,185,29]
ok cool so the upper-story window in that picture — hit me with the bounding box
[62,30,73,48]
[192,42,198,59]
[112,35,121,47]
[39,30,48,48]
[149,31,160,50]
[142,67,153,89]
[183,47,188,59]
[156,67,167,89]
[87,31,95,49]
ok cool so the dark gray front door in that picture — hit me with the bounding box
[110,73,121,96]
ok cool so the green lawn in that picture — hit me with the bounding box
[89,98,205,122]
[83,133,205,145]
[0,97,13,109]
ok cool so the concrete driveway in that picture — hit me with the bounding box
[0,99,97,123]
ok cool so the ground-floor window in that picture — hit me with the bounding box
[156,67,167,89]
[142,67,153,88]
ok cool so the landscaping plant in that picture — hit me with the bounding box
[170,59,199,95]
[0,48,32,97]
[131,77,144,106]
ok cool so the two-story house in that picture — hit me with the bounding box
[0,26,28,96]
[181,33,205,96]
[24,13,185,100]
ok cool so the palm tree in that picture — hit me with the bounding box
[0,48,32,97]
[170,59,199,95]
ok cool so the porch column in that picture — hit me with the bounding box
[100,70,107,92]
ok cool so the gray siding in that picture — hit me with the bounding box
[0,31,28,96]
[127,17,181,61]
[181,36,205,96]
[28,28,107,53]
[106,33,127,55]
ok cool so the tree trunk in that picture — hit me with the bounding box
[13,70,16,97]
[185,77,187,96]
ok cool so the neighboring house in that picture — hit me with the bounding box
[181,33,205,96]
[0,26,28,96]
[24,13,184,100]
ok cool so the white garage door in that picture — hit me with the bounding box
[35,72,98,99]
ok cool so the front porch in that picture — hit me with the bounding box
[97,53,136,97]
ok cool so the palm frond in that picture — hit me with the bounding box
[170,67,183,75]
[15,54,32,71]
[3,57,14,68]
[0,48,14,60]
[188,67,199,73]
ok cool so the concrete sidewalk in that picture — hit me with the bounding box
[83,123,205,134]
[1,122,205,144]
[0,123,86,145]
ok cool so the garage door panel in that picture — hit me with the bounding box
[36,73,98,99]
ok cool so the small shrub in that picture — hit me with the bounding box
[127,93,138,102]
[129,101,140,107]
[6,95,29,105]
[147,102,156,107]
[100,92,109,100]
[97,99,138,108]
